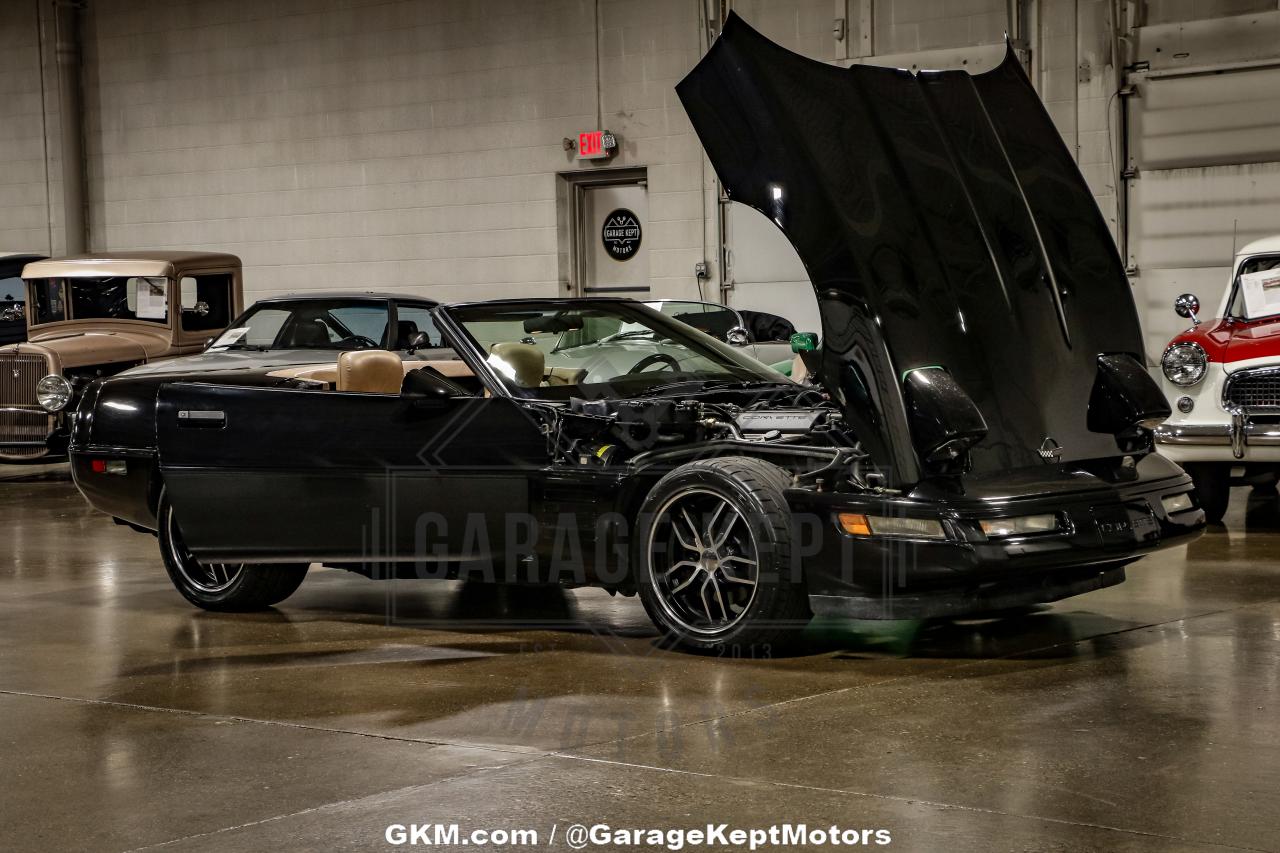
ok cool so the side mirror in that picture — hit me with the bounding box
[406,330,430,354]
[1174,293,1200,325]
[790,332,818,353]
[402,366,461,399]
[725,326,750,347]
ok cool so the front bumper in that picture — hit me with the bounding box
[789,455,1204,620]
[1156,416,1280,462]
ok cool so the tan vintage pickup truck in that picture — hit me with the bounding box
[0,251,243,462]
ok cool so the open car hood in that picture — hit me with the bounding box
[677,14,1158,486]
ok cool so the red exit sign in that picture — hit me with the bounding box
[576,130,617,160]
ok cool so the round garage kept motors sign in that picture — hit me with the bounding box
[601,208,642,261]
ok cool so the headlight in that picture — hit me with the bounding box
[979,514,1059,537]
[1161,342,1207,386]
[36,374,73,412]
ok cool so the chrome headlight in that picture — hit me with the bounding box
[1161,342,1207,387]
[36,374,73,412]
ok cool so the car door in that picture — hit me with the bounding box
[155,382,548,567]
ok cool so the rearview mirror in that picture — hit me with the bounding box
[1174,293,1200,325]
[523,314,584,334]
[401,366,462,399]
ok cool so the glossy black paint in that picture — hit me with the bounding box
[676,13,1150,485]
[901,366,988,468]
[798,453,1198,582]
[71,301,1203,608]
[1087,353,1171,436]
[66,14,1208,618]
[154,382,551,563]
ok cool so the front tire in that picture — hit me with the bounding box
[158,493,308,611]
[635,456,811,652]
[1183,462,1230,524]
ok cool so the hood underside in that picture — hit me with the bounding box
[677,13,1149,484]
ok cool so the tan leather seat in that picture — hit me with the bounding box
[790,353,809,383]
[546,366,587,387]
[489,342,545,388]
[337,350,404,393]
[268,358,476,389]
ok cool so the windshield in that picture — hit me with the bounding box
[447,301,789,399]
[1228,255,1280,320]
[209,299,395,351]
[646,301,741,340]
[0,276,22,322]
[27,277,172,325]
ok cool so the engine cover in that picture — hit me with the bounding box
[734,409,822,434]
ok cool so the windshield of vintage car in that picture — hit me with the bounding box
[1227,255,1280,320]
[447,302,788,399]
[27,277,172,325]
[0,276,22,321]
[209,300,396,351]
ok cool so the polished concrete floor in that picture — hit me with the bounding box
[2,472,1279,853]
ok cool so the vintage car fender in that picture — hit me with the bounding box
[1156,237,1280,463]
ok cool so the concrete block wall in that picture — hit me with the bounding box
[0,0,1272,306]
[0,2,60,256]
[83,0,605,301]
[874,0,1006,53]
[597,0,707,302]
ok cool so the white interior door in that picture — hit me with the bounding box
[579,181,649,296]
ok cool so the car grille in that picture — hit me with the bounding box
[1224,370,1280,412]
[0,353,54,459]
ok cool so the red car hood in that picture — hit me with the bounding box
[1181,316,1280,367]
[1223,316,1280,365]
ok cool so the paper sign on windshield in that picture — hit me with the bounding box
[210,326,248,348]
[134,278,168,320]
[1240,268,1280,320]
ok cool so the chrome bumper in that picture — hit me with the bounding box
[1155,412,1280,459]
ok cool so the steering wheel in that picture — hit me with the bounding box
[627,353,681,375]
[335,335,380,350]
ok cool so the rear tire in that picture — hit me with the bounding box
[635,456,811,653]
[158,492,308,611]
[1183,462,1230,524]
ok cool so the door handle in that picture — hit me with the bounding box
[177,410,226,429]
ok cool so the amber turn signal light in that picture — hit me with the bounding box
[837,512,872,536]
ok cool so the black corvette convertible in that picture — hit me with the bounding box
[68,15,1203,651]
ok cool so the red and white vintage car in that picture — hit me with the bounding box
[1155,235,1280,522]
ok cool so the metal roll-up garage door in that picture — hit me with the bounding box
[1127,62,1280,357]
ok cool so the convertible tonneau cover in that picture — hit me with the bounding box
[677,13,1148,483]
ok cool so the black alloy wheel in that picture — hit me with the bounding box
[158,491,309,611]
[636,456,810,652]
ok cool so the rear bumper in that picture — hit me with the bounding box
[789,456,1204,619]
[70,449,158,529]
